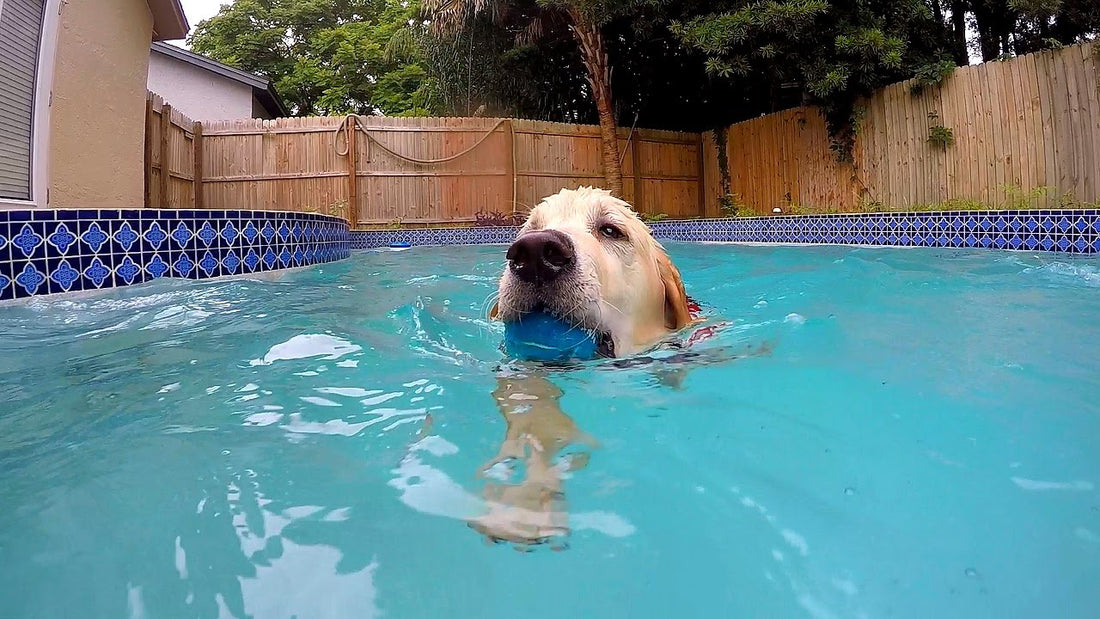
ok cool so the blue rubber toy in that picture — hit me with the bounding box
[503,310,599,362]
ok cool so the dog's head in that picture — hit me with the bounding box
[491,187,692,357]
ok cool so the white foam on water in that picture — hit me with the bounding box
[243,412,283,427]
[249,334,361,366]
[361,392,403,407]
[570,511,637,537]
[782,529,810,556]
[174,536,188,580]
[323,507,352,522]
[280,413,369,437]
[316,387,378,398]
[1022,262,1100,287]
[299,396,341,407]
[126,583,146,619]
[1075,527,1100,544]
[1011,477,1094,492]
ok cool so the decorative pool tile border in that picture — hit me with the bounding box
[0,209,350,301]
[351,210,1100,254]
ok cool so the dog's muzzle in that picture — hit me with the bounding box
[506,230,575,286]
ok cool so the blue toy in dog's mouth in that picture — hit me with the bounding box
[502,310,610,362]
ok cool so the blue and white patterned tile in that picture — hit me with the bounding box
[198,251,220,277]
[170,221,193,249]
[14,262,48,297]
[46,222,79,255]
[223,249,241,275]
[262,248,278,270]
[146,254,170,279]
[221,220,240,247]
[195,221,219,248]
[12,223,46,259]
[242,221,260,245]
[143,220,170,253]
[82,257,113,289]
[0,270,12,302]
[172,252,197,278]
[112,221,141,254]
[49,259,82,294]
[114,256,143,286]
[243,248,261,273]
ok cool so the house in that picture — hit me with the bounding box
[0,0,189,209]
[148,42,289,122]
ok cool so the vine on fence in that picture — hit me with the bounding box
[926,111,954,149]
[474,211,527,227]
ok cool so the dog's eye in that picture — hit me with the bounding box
[598,224,624,240]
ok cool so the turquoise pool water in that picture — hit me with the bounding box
[1,244,1098,618]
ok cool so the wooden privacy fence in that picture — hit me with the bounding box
[147,40,1098,221]
[158,114,705,225]
[145,93,202,209]
[708,41,1100,213]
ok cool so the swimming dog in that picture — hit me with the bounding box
[468,187,710,548]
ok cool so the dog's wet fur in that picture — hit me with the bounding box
[423,188,766,549]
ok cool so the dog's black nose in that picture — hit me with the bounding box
[506,230,575,285]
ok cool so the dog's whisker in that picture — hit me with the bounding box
[599,298,626,317]
[556,299,591,337]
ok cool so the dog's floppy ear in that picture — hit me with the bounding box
[656,249,692,330]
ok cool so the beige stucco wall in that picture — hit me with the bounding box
[49,0,153,207]
[147,52,258,121]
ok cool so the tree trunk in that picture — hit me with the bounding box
[568,10,623,197]
[971,1,1001,61]
[948,0,969,65]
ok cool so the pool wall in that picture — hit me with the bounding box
[3,208,1097,301]
[0,209,350,301]
[351,209,1100,254]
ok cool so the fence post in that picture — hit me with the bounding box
[346,116,359,228]
[510,120,518,216]
[696,133,706,217]
[631,135,642,212]
[193,121,204,209]
[158,103,172,208]
[144,95,155,208]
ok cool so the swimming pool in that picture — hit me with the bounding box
[1,243,1098,618]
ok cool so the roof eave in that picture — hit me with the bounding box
[148,0,190,42]
[254,84,290,118]
[151,42,270,89]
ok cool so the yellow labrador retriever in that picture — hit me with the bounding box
[469,187,699,548]
[489,186,694,356]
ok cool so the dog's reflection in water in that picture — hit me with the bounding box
[467,371,598,551]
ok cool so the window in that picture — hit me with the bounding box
[0,0,46,202]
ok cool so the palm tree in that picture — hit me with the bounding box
[423,0,626,196]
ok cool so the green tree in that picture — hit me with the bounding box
[966,0,1099,61]
[188,0,433,116]
[670,0,955,158]
[407,4,755,132]
[423,0,656,196]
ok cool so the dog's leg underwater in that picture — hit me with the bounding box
[467,369,598,550]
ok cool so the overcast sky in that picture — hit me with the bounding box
[172,0,225,46]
